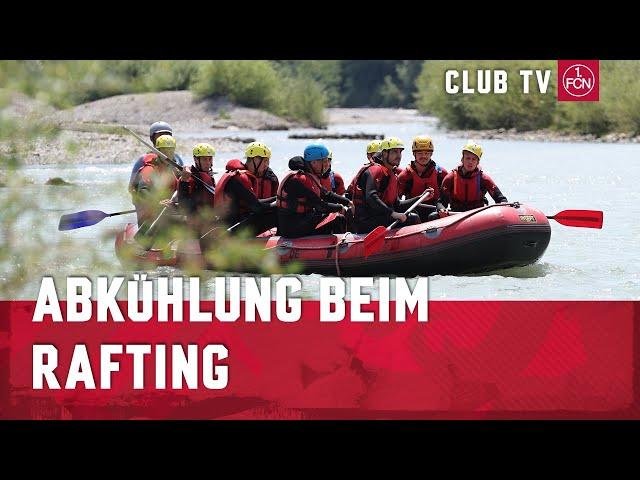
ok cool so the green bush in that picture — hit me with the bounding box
[142,60,201,91]
[274,61,342,107]
[553,102,611,136]
[192,61,327,127]
[192,60,280,111]
[599,61,640,135]
[276,75,327,128]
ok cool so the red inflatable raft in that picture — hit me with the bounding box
[115,203,551,276]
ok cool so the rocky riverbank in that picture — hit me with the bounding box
[2,90,303,166]
[3,90,640,168]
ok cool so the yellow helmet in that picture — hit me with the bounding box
[328,149,333,160]
[380,137,404,151]
[155,135,176,149]
[412,135,434,152]
[245,142,271,159]
[462,141,483,159]
[366,140,382,154]
[193,143,216,157]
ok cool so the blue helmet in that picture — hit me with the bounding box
[303,144,330,162]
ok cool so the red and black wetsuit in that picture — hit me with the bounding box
[351,162,422,233]
[437,165,508,212]
[277,157,351,238]
[346,162,371,200]
[398,160,448,221]
[214,159,279,235]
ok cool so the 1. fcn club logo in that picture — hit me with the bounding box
[557,60,599,101]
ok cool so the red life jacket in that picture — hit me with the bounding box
[135,153,178,193]
[252,170,278,199]
[181,167,215,208]
[399,162,444,200]
[347,163,370,198]
[320,170,345,195]
[451,167,484,210]
[214,159,278,216]
[277,170,323,214]
[352,163,398,208]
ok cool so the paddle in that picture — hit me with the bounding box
[58,209,136,231]
[315,212,338,230]
[201,199,279,239]
[122,125,215,195]
[135,190,179,242]
[363,188,434,257]
[445,207,604,229]
[226,215,254,233]
[546,209,603,229]
[200,214,253,240]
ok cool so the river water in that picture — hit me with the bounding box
[4,115,640,300]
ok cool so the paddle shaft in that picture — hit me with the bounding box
[227,215,252,232]
[387,188,434,230]
[108,209,137,217]
[145,190,179,236]
[225,200,277,233]
[123,126,215,195]
[200,214,251,239]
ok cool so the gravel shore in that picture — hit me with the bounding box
[3,90,639,168]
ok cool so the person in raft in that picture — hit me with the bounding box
[351,137,434,234]
[128,121,184,223]
[432,141,508,219]
[320,150,346,195]
[213,141,279,236]
[276,144,353,238]
[130,134,180,229]
[366,139,382,163]
[397,135,448,222]
[346,139,383,199]
[176,142,217,240]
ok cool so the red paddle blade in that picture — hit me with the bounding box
[58,210,108,231]
[315,212,338,230]
[363,225,387,257]
[548,210,603,229]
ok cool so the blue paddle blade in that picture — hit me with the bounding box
[58,210,108,231]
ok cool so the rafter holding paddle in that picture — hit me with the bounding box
[122,125,215,195]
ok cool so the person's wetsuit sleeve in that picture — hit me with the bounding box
[226,176,269,213]
[177,178,197,213]
[324,191,351,206]
[361,169,394,215]
[482,174,508,204]
[436,173,453,210]
[287,177,344,213]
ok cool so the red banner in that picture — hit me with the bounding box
[1,301,637,419]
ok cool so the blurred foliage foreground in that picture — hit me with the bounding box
[0,89,297,299]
